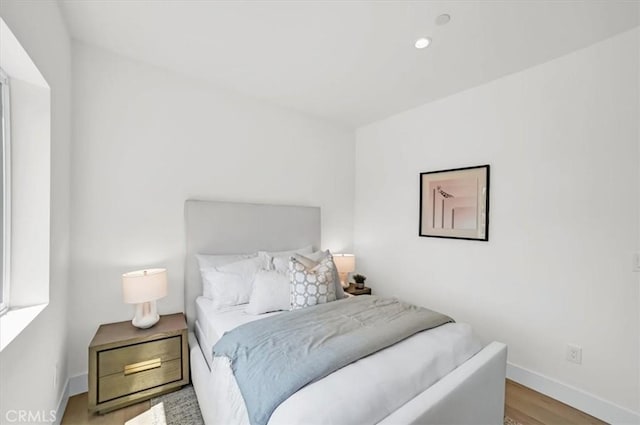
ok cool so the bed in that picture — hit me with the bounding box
[184,200,507,425]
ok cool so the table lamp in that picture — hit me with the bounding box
[333,254,355,289]
[122,268,167,329]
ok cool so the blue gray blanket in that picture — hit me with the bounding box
[212,295,453,425]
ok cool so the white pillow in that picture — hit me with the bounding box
[196,253,257,270]
[259,245,313,271]
[200,256,263,309]
[246,270,290,315]
[292,250,347,300]
[289,255,336,310]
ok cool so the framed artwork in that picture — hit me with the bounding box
[419,165,490,241]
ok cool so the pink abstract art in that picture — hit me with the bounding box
[420,165,489,241]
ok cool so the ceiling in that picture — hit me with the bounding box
[59,0,639,128]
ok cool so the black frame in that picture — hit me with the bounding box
[419,164,490,241]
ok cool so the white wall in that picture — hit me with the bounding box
[355,28,639,417]
[67,42,355,377]
[0,0,71,420]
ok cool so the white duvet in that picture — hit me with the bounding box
[194,298,482,425]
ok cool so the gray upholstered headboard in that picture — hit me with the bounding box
[184,200,321,329]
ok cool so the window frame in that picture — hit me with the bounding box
[0,67,11,316]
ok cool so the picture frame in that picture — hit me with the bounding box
[419,165,490,241]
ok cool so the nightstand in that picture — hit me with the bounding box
[346,284,372,296]
[88,313,189,414]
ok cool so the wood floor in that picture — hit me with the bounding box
[61,379,607,425]
[61,393,149,425]
[505,380,606,425]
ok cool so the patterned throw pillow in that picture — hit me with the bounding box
[292,250,345,300]
[288,255,337,310]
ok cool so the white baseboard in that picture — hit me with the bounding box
[507,362,640,425]
[54,373,88,425]
[53,379,69,425]
[68,373,88,396]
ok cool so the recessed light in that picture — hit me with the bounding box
[415,37,431,49]
[436,14,451,26]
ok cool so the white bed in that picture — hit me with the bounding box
[184,200,507,425]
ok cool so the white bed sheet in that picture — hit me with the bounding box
[194,297,483,425]
[195,297,281,367]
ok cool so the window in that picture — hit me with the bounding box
[0,67,9,316]
[0,17,51,351]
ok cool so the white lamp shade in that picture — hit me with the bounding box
[333,254,355,273]
[122,268,168,304]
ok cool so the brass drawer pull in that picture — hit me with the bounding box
[124,358,162,375]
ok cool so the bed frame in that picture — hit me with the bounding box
[184,199,507,424]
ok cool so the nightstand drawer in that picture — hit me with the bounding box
[98,336,181,377]
[98,358,182,403]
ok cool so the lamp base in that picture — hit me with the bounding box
[339,272,350,289]
[132,301,160,329]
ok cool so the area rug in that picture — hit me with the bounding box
[152,384,521,425]
[151,385,204,425]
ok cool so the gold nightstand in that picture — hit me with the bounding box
[346,284,372,296]
[88,313,189,414]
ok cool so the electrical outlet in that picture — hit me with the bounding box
[566,344,582,364]
[633,251,640,272]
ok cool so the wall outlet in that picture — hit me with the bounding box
[633,251,640,272]
[566,344,582,364]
